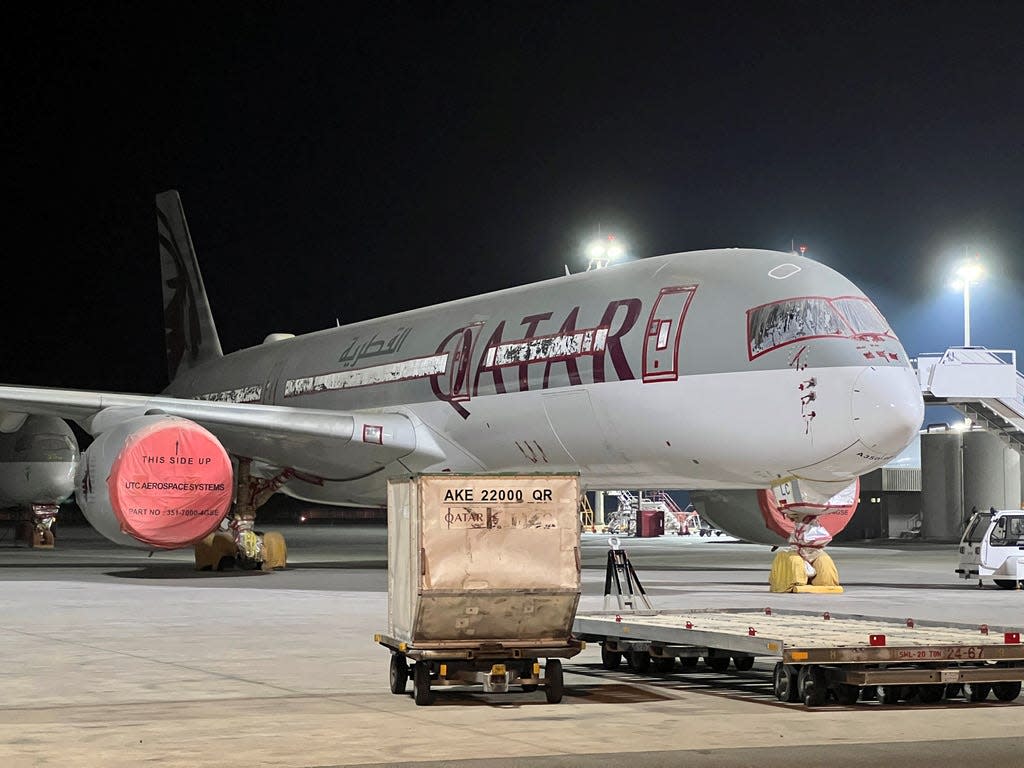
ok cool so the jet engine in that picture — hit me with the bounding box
[75,415,234,549]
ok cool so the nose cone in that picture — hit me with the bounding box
[851,366,924,458]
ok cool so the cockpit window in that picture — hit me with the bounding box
[747,297,846,359]
[15,434,75,456]
[832,297,891,336]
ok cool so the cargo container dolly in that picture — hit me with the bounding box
[376,473,584,706]
[575,545,1024,708]
[374,634,584,706]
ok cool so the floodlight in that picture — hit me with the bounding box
[586,240,606,259]
[955,261,983,283]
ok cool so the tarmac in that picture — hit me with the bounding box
[1,524,1023,768]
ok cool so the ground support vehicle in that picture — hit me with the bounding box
[573,608,1024,707]
[377,473,583,705]
[957,508,1024,589]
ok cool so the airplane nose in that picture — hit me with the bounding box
[851,366,924,458]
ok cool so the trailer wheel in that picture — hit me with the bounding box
[994,579,1019,590]
[773,662,800,703]
[706,655,730,673]
[835,683,859,705]
[679,656,699,669]
[964,682,991,702]
[733,655,755,671]
[389,653,408,695]
[798,665,828,707]
[600,644,622,669]
[544,659,564,704]
[652,656,676,673]
[875,685,903,705]
[916,684,944,703]
[992,681,1021,701]
[413,662,434,706]
[629,651,652,673]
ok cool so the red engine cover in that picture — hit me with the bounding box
[106,419,233,549]
[755,478,859,541]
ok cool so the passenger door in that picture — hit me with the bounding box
[642,286,697,383]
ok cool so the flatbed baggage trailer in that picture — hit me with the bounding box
[573,608,1024,707]
[378,473,583,705]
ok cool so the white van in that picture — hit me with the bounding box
[957,508,1024,589]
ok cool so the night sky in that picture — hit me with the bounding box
[5,2,1023,395]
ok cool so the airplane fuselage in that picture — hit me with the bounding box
[164,249,923,506]
[0,415,78,508]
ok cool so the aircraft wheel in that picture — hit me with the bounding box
[964,682,991,702]
[917,684,944,703]
[733,655,755,671]
[413,662,434,706]
[798,665,828,707]
[544,659,564,704]
[773,662,800,703]
[992,681,1021,701]
[994,579,1019,590]
[600,644,622,669]
[389,653,408,695]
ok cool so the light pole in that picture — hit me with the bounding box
[950,254,983,347]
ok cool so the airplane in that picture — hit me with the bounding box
[0,415,78,546]
[0,191,924,562]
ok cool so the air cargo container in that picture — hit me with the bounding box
[375,473,584,705]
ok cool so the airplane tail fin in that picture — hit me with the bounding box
[156,190,224,383]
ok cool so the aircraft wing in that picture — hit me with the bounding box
[0,385,446,480]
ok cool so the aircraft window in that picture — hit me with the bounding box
[38,437,73,452]
[833,297,891,336]
[14,434,74,454]
[747,298,846,359]
[656,320,671,350]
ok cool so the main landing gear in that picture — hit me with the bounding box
[194,458,292,571]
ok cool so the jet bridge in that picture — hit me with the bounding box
[916,348,1024,455]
